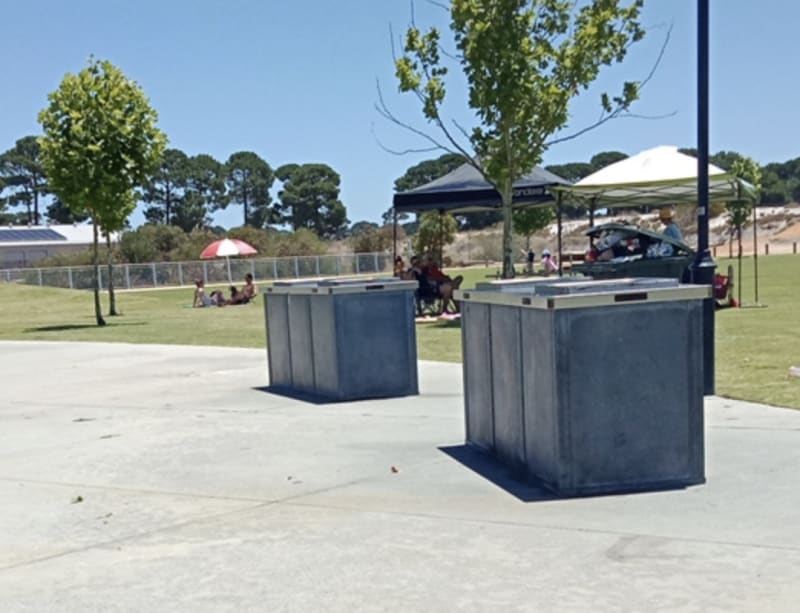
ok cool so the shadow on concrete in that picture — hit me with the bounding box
[251,386,339,405]
[252,386,423,406]
[439,444,558,503]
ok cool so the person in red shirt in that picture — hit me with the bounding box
[421,255,463,314]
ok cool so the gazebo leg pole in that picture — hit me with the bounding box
[226,257,232,284]
[753,205,760,304]
[557,194,563,277]
[392,208,398,268]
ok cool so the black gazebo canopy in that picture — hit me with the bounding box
[392,162,570,214]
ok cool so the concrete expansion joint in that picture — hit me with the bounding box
[0,501,270,574]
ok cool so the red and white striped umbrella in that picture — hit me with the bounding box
[200,238,258,259]
[200,239,257,283]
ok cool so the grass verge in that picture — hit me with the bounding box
[0,257,797,408]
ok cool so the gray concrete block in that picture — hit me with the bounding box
[458,279,709,496]
[264,279,419,401]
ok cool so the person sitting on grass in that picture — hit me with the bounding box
[193,279,226,307]
[227,273,257,305]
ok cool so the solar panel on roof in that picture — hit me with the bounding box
[0,228,68,242]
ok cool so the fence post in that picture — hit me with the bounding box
[68,268,73,289]
[315,256,320,276]
[37,269,43,286]
[294,257,300,279]
[374,253,379,273]
[125,264,131,289]
[336,256,341,276]
[178,262,184,287]
[712,246,717,257]
[794,242,797,254]
[355,255,360,275]
[151,263,157,287]
[765,244,769,256]
[272,259,278,279]
[203,261,208,284]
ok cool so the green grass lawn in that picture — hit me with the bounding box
[1,257,798,408]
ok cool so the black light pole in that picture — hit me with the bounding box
[694,0,716,395]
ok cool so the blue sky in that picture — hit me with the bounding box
[2,1,798,228]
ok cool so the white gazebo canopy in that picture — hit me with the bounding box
[555,145,757,207]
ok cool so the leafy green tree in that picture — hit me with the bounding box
[544,162,594,183]
[276,163,349,238]
[412,211,458,264]
[393,0,646,277]
[589,151,629,171]
[350,220,379,235]
[790,180,800,204]
[226,225,275,256]
[141,148,189,225]
[760,164,788,204]
[118,224,188,263]
[513,206,555,250]
[350,225,387,253]
[0,135,48,225]
[45,197,90,224]
[38,58,166,325]
[224,151,275,228]
[176,153,227,231]
[728,156,761,304]
[269,228,328,257]
[393,153,464,192]
[165,227,220,262]
[384,153,464,224]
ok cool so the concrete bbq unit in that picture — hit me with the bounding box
[264,278,419,402]
[456,278,710,497]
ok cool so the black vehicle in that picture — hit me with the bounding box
[570,222,695,282]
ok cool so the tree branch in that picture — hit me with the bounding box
[545,24,673,148]
[374,79,454,152]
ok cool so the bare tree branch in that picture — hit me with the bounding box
[370,123,443,156]
[452,119,472,143]
[425,0,450,12]
[375,79,454,152]
[546,25,673,148]
[638,23,672,93]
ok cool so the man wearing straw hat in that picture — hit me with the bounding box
[654,208,683,257]
[658,208,682,241]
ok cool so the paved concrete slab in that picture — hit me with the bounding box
[1,340,799,612]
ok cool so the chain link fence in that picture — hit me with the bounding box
[0,252,393,290]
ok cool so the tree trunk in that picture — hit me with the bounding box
[92,221,106,327]
[501,179,514,279]
[106,232,118,316]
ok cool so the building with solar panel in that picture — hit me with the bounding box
[0,224,118,268]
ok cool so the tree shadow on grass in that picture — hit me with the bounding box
[435,318,462,329]
[25,322,147,333]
